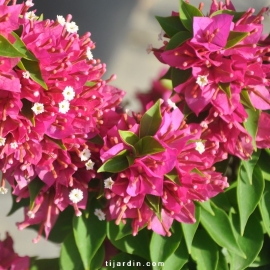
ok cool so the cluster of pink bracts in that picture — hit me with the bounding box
[1,0,270,257]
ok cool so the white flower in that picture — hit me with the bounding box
[62,86,75,101]
[59,100,70,114]
[31,102,45,115]
[57,15,66,26]
[65,21,79,34]
[25,0,34,7]
[10,142,18,149]
[0,137,6,146]
[195,141,205,154]
[69,188,84,204]
[25,11,38,21]
[94,209,106,221]
[104,177,114,189]
[86,47,93,60]
[146,44,153,54]
[85,159,95,170]
[22,71,30,79]
[196,75,208,87]
[0,187,8,194]
[158,29,165,41]
[167,99,177,110]
[80,148,91,161]
[27,211,35,219]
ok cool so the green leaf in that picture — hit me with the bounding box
[11,32,37,61]
[200,203,245,258]
[139,100,162,138]
[21,98,35,126]
[107,224,151,261]
[30,258,59,270]
[85,81,96,87]
[259,181,270,236]
[230,212,264,270]
[179,0,203,32]
[7,194,29,216]
[171,67,191,88]
[165,167,181,185]
[156,16,186,37]
[181,206,200,253]
[90,245,105,270]
[225,31,249,49]
[108,219,134,240]
[17,59,48,90]
[88,134,104,146]
[28,177,44,210]
[240,89,255,110]
[135,136,165,157]
[210,10,245,22]
[219,82,231,98]
[150,222,182,270]
[250,235,270,267]
[241,149,261,185]
[145,195,162,220]
[257,150,270,181]
[73,200,107,270]
[60,233,84,270]
[98,150,130,173]
[44,135,67,150]
[198,200,214,215]
[119,130,139,152]
[216,251,229,270]
[237,165,264,235]
[191,229,219,270]
[163,238,189,270]
[243,108,261,151]
[165,31,192,50]
[0,34,25,58]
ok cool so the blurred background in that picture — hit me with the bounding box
[1,0,270,259]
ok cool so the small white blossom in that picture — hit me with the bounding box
[62,86,75,101]
[94,209,106,221]
[196,75,208,87]
[69,188,84,204]
[22,71,30,79]
[85,159,95,170]
[66,21,79,34]
[0,187,8,194]
[86,47,93,60]
[167,99,177,110]
[195,141,205,154]
[27,211,35,219]
[25,11,38,21]
[158,29,165,41]
[57,15,66,26]
[59,100,70,114]
[146,44,153,54]
[10,142,18,149]
[80,148,91,161]
[0,137,6,146]
[25,0,34,7]
[31,102,44,115]
[104,177,114,189]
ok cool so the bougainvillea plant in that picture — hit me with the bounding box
[1,0,270,269]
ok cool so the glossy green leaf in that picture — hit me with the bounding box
[90,245,105,270]
[171,67,191,88]
[225,31,249,49]
[11,32,37,61]
[250,235,270,267]
[44,135,67,150]
[88,134,104,146]
[98,150,130,173]
[219,82,231,98]
[243,108,261,151]
[150,223,182,270]
[237,165,264,235]
[257,150,270,181]
[28,177,44,210]
[73,200,106,270]
[163,238,189,270]
[216,251,229,270]
[139,100,162,138]
[108,219,133,240]
[165,167,181,185]
[145,195,162,220]
[30,258,59,270]
[17,59,48,90]
[60,233,84,270]
[181,206,200,253]
[160,68,172,80]
[191,229,219,270]
[179,0,203,32]
[119,130,139,148]
[259,181,270,236]
[7,194,29,216]
[241,149,261,185]
[198,200,214,215]
[0,34,25,58]
[107,223,151,261]
[165,31,192,50]
[156,16,186,37]
[135,136,165,157]
[230,212,264,270]
[210,10,245,22]
[21,98,35,126]
[240,89,255,110]
[200,203,245,258]
[211,192,232,213]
